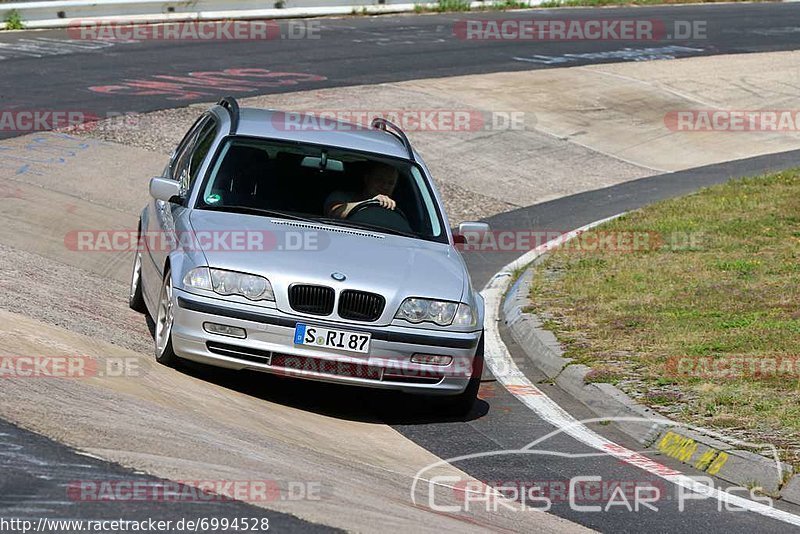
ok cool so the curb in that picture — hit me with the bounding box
[502,262,796,499]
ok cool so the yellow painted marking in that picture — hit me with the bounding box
[694,449,718,471]
[707,451,729,475]
[658,432,729,475]
[657,431,698,463]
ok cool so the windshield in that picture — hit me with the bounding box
[195,137,446,242]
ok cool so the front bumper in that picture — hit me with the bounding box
[170,289,482,395]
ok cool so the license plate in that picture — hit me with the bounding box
[293,324,371,354]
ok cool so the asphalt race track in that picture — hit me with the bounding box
[2,3,800,533]
[0,419,336,533]
[1,2,800,140]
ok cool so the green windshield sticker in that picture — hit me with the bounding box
[206,194,221,204]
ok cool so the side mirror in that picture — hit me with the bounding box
[454,221,490,244]
[149,177,182,203]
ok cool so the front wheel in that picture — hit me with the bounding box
[440,334,484,417]
[154,268,179,367]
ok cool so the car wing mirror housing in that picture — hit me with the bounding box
[149,177,182,203]
[454,221,490,244]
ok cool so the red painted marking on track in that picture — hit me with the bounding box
[89,69,327,101]
[602,443,681,477]
[506,384,542,396]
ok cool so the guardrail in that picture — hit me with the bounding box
[0,0,541,30]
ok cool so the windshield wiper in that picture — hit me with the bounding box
[200,205,317,223]
[317,217,422,239]
[201,206,424,239]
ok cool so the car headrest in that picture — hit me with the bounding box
[216,146,271,195]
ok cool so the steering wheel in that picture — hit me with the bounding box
[346,198,408,221]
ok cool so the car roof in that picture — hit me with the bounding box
[216,107,414,160]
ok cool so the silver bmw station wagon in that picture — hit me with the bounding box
[130,97,489,414]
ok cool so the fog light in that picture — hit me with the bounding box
[203,322,246,339]
[411,354,452,366]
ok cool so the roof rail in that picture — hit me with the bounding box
[217,96,240,135]
[371,117,415,162]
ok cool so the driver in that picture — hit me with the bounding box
[324,162,398,218]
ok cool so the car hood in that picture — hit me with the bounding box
[189,210,467,321]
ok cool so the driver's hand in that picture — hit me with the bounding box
[372,194,396,210]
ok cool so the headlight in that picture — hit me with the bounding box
[183,267,275,301]
[396,298,459,326]
[211,269,275,301]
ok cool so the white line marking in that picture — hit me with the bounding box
[480,216,800,526]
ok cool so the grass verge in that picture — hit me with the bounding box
[529,170,800,463]
[417,0,473,12]
[2,9,23,30]
[538,0,769,7]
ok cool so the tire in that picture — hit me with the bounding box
[439,333,484,417]
[128,247,148,314]
[154,267,179,367]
